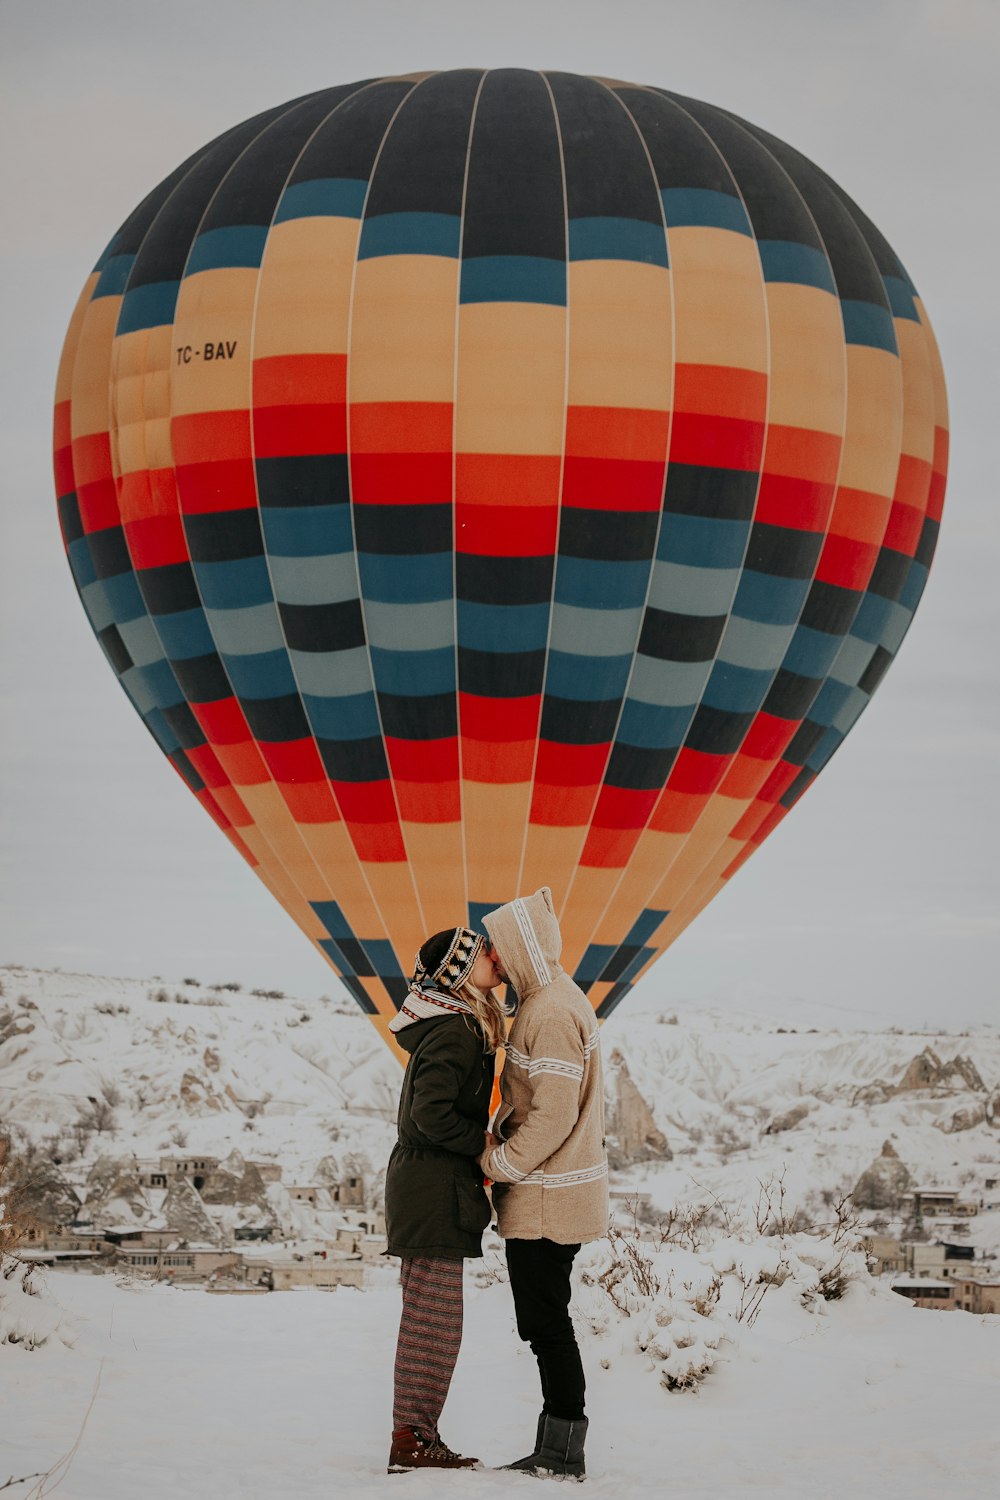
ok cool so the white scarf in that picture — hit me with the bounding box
[388,984,477,1034]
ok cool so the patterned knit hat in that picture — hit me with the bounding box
[411,926,484,993]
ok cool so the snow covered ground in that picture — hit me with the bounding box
[4,1257,998,1500]
[3,966,999,1497]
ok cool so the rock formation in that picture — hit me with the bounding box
[604,1049,671,1169]
[896,1048,984,1093]
[161,1175,218,1243]
[852,1140,911,1210]
[765,1102,810,1134]
[936,1101,987,1134]
[200,1150,269,1211]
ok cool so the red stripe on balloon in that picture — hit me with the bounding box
[254,401,347,458]
[123,509,191,570]
[812,532,879,589]
[561,455,666,511]
[456,503,558,555]
[668,411,766,471]
[459,693,540,742]
[351,451,452,505]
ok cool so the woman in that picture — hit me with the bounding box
[384,925,507,1474]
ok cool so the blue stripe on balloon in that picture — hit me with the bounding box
[363,940,405,977]
[223,649,299,700]
[68,538,97,589]
[780,624,844,680]
[195,557,273,611]
[369,646,455,696]
[568,217,668,267]
[624,908,668,946]
[616,698,693,748]
[701,661,772,714]
[757,240,836,293]
[883,274,920,321]
[261,504,353,557]
[358,212,461,260]
[807,677,853,727]
[460,255,566,305]
[152,607,217,660]
[656,515,748,569]
[116,280,180,334]
[457,601,550,653]
[574,944,617,984]
[900,562,927,611]
[358,552,452,603]
[142,658,185,709]
[274,177,368,222]
[185,225,269,274]
[849,592,898,645]
[146,708,180,756]
[100,571,146,622]
[312,900,353,938]
[544,650,633,700]
[661,188,751,236]
[731,571,806,625]
[554,557,649,609]
[93,253,135,299]
[841,299,898,354]
[304,690,381,741]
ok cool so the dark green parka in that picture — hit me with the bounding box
[384,1014,495,1259]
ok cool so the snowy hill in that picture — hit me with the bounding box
[2,964,998,1254]
[2,966,1000,1498]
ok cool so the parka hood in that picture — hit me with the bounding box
[482,887,563,999]
[391,1015,441,1055]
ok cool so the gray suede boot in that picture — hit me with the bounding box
[505,1414,588,1480]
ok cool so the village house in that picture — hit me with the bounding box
[907,1241,977,1280]
[903,1188,978,1219]
[329,1171,364,1207]
[953,1277,1000,1315]
[133,1158,169,1190]
[289,1184,321,1204]
[249,1248,364,1291]
[116,1245,243,1281]
[160,1156,219,1191]
[891,1277,955,1310]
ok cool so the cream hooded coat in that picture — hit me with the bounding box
[480,888,608,1244]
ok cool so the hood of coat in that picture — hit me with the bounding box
[391,1014,444,1056]
[482,887,564,999]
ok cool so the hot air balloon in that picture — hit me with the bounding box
[54,70,947,1050]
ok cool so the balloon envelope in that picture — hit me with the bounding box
[54,71,947,1044]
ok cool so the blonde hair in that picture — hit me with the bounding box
[454,980,511,1054]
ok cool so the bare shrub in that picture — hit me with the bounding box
[99,1078,122,1109]
[76,1098,116,1135]
[597,1220,661,1313]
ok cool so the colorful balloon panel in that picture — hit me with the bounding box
[53,71,947,1040]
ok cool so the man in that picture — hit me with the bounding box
[479,887,608,1481]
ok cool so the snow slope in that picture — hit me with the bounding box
[2,965,997,1240]
[2,1260,998,1500]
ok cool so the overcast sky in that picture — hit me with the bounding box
[1,0,997,1028]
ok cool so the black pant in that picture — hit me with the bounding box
[506,1238,585,1421]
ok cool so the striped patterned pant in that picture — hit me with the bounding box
[392,1256,465,1434]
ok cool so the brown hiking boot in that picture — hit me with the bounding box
[388,1425,480,1473]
